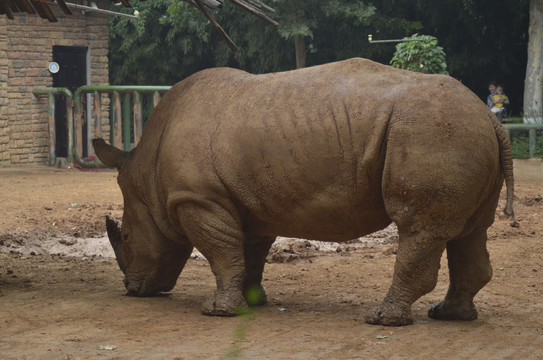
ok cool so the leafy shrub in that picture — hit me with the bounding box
[390,34,448,75]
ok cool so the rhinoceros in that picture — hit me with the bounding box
[94,58,514,326]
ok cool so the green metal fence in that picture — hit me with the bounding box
[503,124,543,159]
[73,85,170,167]
[31,88,543,167]
[33,85,171,168]
[31,87,74,165]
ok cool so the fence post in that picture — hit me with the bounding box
[74,94,83,160]
[36,85,171,167]
[133,91,143,145]
[122,93,131,151]
[32,88,74,165]
[153,91,161,108]
[93,91,102,141]
[529,129,536,158]
[47,93,56,166]
[112,91,122,149]
[66,96,74,165]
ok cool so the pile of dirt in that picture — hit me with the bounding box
[268,225,399,263]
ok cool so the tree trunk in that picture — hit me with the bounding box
[293,34,306,69]
[523,0,543,124]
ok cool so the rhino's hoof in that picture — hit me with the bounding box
[201,292,248,317]
[428,301,478,321]
[243,284,267,306]
[365,303,413,326]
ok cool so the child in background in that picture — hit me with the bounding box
[487,82,496,109]
[491,85,509,123]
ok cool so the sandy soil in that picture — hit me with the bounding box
[0,163,542,359]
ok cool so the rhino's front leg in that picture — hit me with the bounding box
[244,236,275,306]
[177,201,247,316]
[365,232,446,326]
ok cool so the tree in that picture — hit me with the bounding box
[269,0,377,68]
[161,0,411,74]
[109,0,215,85]
[109,0,422,81]
[524,0,543,124]
[390,34,448,74]
[109,0,530,114]
[372,0,530,115]
[212,0,418,71]
[277,0,311,68]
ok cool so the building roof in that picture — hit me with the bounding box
[0,0,138,22]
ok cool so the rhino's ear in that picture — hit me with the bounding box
[92,138,130,170]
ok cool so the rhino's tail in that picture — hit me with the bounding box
[490,114,514,217]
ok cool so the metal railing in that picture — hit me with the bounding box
[33,85,171,167]
[31,88,543,167]
[73,86,171,167]
[31,87,74,165]
[503,124,543,159]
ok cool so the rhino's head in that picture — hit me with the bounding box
[94,139,194,296]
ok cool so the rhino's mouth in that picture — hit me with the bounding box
[124,276,145,296]
[124,275,175,297]
[124,276,155,297]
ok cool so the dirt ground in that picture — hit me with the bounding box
[0,162,542,360]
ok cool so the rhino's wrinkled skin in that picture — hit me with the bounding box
[94,58,514,326]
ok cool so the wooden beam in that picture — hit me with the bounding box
[29,0,48,18]
[246,0,275,13]
[2,0,147,19]
[5,0,22,12]
[0,2,15,19]
[193,0,238,52]
[229,0,278,26]
[12,0,36,14]
[56,0,73,15]
[30,0,57,21]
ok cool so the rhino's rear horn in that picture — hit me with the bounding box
[105,215,122,250]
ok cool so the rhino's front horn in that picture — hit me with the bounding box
[105,215,122,252]
[93,138,130,170]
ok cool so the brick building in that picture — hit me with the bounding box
[0,1,110,166]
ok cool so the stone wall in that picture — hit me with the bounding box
[0,4,109,166]
[0,17,10,164]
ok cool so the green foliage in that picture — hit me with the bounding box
[108,0,214,85]
[108,0,424,82]
[390,34,448,74]
[211,1,295,73]
[505,117,523,124]
[213,0,387,72]
[271,0,376,41]
[373,0,529,114]
[108,0,530,116]
[321,1,377,26]
[511,131,543,159]
[271,0,315,41]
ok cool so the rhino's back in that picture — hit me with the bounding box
[144,59,497,240]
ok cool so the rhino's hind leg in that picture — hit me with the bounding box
[428,231,492,321]
[365,232,446,326]
[177,201,248,316]
[243,236,275,306]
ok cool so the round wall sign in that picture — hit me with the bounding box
[48,62,60,74]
